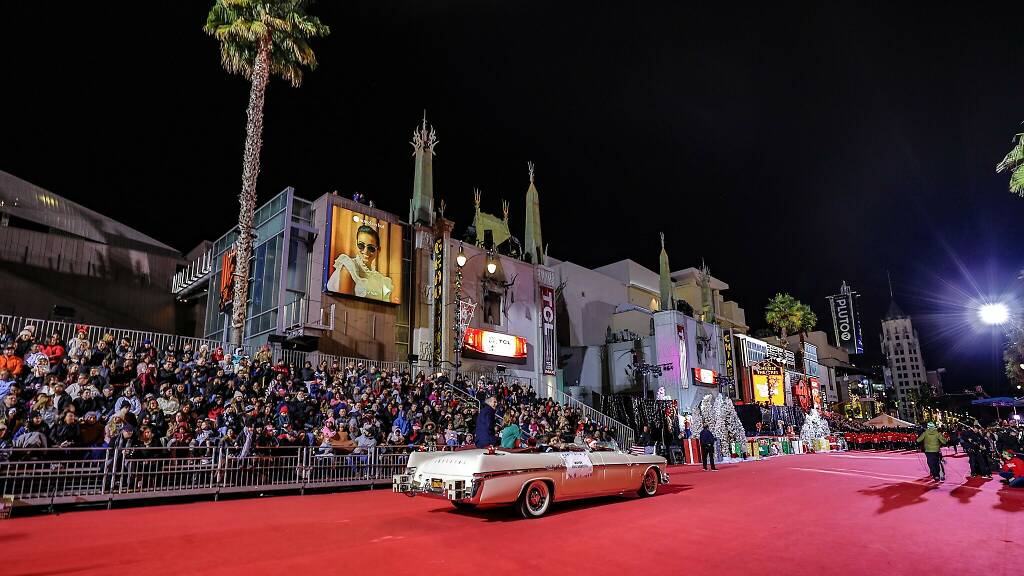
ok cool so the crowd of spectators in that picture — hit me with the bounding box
[0,323,616,466]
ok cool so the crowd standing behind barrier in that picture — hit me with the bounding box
[0,323,620,508]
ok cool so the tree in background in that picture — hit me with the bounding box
[997,132,1024,195]
[205,0,330,345]
[765,293,803,341]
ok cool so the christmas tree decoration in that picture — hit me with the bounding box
[688,393,716,438]
[800,408,831,441]
[712,393,748,459]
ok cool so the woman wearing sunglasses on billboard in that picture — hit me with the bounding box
[327,224,394,301]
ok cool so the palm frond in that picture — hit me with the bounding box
[205,0,329,85]
[997,132,1024,197]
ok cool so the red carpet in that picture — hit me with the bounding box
[1,449,1020,576]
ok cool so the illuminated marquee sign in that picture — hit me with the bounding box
[722,332,734,378]
[462,328,528,364]
[828,284,864,354]
[540,285,556,375]
[432,237,444,367]
[752,360,786,406]
[692,367,719,387]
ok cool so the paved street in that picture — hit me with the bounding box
[2,450,1019,576]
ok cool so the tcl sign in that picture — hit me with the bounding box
[540,285,556,375]
[692,368,718,387]
[464,328,528,359]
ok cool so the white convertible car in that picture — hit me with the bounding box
[393,445,669,518]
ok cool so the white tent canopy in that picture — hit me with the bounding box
[863,414,917,428]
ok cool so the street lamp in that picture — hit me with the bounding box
[978,302,1010,325]
[452,243,496,384]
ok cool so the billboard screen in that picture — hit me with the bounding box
[462,328,528,364]
[323,205,403,304]
[752,361,786,406]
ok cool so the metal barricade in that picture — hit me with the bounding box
[0,446,411,511]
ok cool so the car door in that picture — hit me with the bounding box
[598,450,635,493]
[556,449,603,498]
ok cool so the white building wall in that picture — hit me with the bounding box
[551,260,628,347]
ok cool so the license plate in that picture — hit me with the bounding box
[431,479,444,489]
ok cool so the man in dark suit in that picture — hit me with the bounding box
[475,395,498,448]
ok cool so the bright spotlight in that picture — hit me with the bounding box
[978,303,1009,325]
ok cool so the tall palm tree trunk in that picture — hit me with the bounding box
[230,43,270,347]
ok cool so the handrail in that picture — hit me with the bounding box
[443,381,480,409]
[552,389,636,450]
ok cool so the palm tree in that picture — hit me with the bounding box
[764,293,802,341]
[205,0,330,345]
[997,132,1024,196]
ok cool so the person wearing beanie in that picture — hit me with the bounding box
[917,422,946,482]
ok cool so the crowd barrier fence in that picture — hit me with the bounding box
[0,445,414,510]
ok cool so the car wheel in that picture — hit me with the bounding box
[451,501,476,510]
[518,480,551,519]
[637,467,659,497]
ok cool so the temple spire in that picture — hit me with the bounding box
[523,161,544,264]
[410,113,438,225]
[658,232,674,311]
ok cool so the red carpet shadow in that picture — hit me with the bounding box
[950,477,987,505]
[994,487,1024,513]
[858,481,938,514]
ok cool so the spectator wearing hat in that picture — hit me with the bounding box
[14,411,50,448]
[14,325,36,357]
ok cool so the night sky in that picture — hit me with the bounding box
[4,2,1024,393]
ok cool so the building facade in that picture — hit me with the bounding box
[173,117,557,395]
[0,170,182,332]
[880,300,928,420]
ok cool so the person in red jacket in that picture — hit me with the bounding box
[39,334,66,363]
[998,451,1024,488]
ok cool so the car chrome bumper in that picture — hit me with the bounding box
[392,474,482,503]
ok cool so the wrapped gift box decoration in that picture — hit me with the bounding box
[681,439,702,464]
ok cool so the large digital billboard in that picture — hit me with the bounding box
[462,328,528,364]
[752,360,786,406]
[323,205,403,304]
